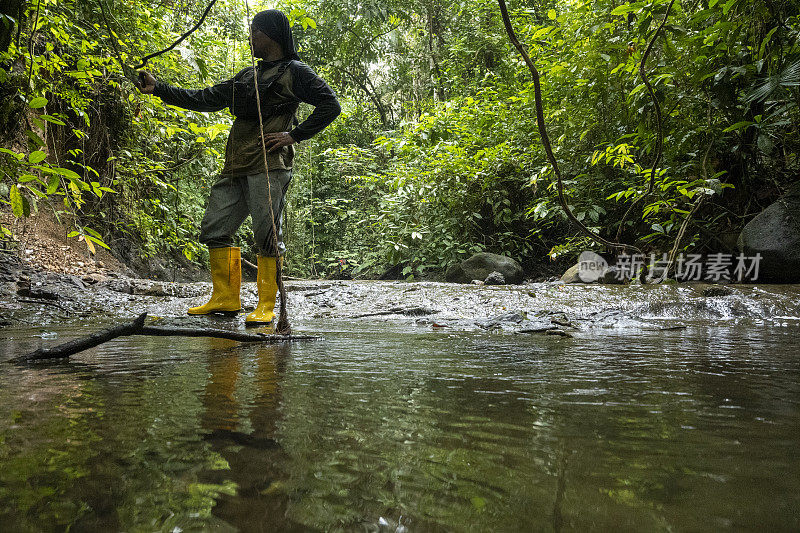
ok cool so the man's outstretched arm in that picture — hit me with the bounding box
[137,71,231,112]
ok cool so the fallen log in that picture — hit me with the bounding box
[17,313,148,362]
[137,326,317,344]
[13,313,318,362]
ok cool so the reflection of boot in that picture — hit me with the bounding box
[188,247,242,316]
[246,256,278,326]
[202,347,241,432]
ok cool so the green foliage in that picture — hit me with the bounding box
[0,0,797,277]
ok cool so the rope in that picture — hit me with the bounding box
[243,0,291,334]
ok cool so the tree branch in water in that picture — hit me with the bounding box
[13,313,318,362]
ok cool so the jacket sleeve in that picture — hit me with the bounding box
[152,78,232,112]
[287,62,341,142]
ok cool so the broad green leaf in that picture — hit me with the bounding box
[29,151,46,164]
[29,97,48,109]
[610,4,633,15]
[722,121,753,132]
[532,27,550,40]
[9,185,24,217]
[85,234,110,250]
[47,174,60,194]
[52,166,83,181]
[26,130,45,146]
[0,147,23,160]
[40,114,66,125]
[84,227,102,239]
[27,186,48,199]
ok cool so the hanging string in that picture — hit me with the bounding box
[242,0,291,334]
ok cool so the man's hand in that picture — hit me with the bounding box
[264,131,296,153]
[136,71,156,94]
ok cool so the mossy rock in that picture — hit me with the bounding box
[445,253,524,284]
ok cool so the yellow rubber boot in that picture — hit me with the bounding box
[188,247,242,316]
[245,256,278,326]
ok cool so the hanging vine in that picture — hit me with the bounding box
[497,0,643,255]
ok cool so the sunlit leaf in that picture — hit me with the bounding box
[9,185,24,217]
[29,97,48,109]
[29,151,46,164]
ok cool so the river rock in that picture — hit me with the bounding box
[476,311,525,329]
[101,278,134,294]
[561,264,582,283]
[17,283,60,300]
[445,253,524,284]
[700,285,733,297]
[0,251,21,282]
[484,271,505,285]
[561,263,624,284]
[82,272,107,285]
[738,184,800,282]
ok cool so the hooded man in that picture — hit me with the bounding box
[137,9,340,326]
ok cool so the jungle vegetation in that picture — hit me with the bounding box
[0,0,797,279]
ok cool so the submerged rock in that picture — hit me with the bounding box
[446,253,524,284]
[738,183,800,282]
[700,285,734,297]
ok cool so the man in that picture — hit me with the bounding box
[137,9,340,325]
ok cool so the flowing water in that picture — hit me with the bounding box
[1,283,799,531]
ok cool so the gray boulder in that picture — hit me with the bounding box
[445,253,524,284]
[561,263,625,284]
[738,184,800,282]
[561,264,581,283]
[484,271,506,285]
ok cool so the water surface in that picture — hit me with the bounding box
[1,315,799,531]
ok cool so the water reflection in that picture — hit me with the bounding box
[199,338,300,530]
[0,324,798,531]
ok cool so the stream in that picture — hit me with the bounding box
[1,278,799,531]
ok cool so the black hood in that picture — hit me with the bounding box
[251,9,301,61]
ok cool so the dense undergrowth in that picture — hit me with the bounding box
[0,0,797,280]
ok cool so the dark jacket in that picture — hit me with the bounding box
[153,59,341,174]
